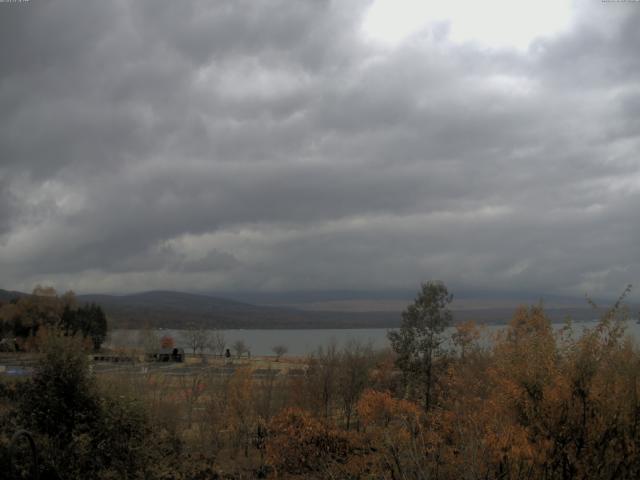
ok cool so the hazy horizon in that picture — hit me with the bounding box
[4,284,631,312]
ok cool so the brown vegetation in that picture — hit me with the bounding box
[1,285,639,479]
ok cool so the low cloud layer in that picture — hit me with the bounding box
[1,0,639,299]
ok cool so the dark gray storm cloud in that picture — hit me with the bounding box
[0,0,638,298]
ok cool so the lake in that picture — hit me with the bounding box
[107,319,640,356]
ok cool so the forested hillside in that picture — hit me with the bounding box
[0,289,613,329]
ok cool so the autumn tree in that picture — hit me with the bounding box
[388,281,452,411]
[160,335,175,349]
[140,324,160,354]
[32,285,57,297]
[227,368,255,457]
[60,302,108,350]
[6,288,63,342]
[447,289,640,480]
[14,330,157,479]
[451,319,482,359]
[232,339,248,358]
[356,389,431,478]
[182,325,212,356]
[266,407,354,476]
[17,332,99,443]
[178,369,207,428]
[210,329,226,357]
[254,365,281,421]
[540,287,640,479]
[306,342,340,419]
[272,344,287,361]
[0,288,108,350]
[338,339,373,429]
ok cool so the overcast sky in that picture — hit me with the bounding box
[0,0,639,299]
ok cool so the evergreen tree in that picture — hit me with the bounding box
[388,281,452,411]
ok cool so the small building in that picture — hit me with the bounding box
[152,347,184,362]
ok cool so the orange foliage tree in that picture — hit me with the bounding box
[266,407,356,476]
[227,367,255,457]
[160,335,175,349]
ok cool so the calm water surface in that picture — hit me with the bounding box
[108,320,640,356]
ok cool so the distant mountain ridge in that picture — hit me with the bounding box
[1,288,633,329]
[0,288,311,328]
[0,289,28,302]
